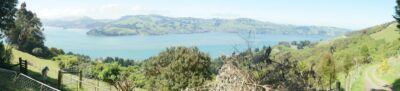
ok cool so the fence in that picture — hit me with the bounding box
[58,69,116,91]
[16,57,118,91]
[182,81,271,91]
[0,67,60,91]
[61,73,116,91]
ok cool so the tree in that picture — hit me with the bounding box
[0,0,18,35]
[125,66,145,89]
[97,63,127,91]
[0,41,13,68]
[360,45,371,63]
[394,0,400,28]
[95,62,144,91]
[316,53,336,90]
[0,0,17,68]
[6,2,47,57]
[143,47,211,90]
[49,47,65,56]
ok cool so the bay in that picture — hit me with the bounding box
[43,26,330,60]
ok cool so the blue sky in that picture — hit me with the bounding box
[20,0,395,30]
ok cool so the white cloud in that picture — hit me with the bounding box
[35,8,85,19]
[34,4,157,19]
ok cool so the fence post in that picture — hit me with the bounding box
[40,85,44,91]
[58,70,63,89]
[18,58,21,72]
[254,84,256,91]
[24,60,27,74]
[18,58,28,74]
[336,81,341,91]
[96,79,99,91]
[79,70,82,89]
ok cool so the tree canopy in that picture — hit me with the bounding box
[0,0,18,35]
[0,0,17,68]
[395,0,400,28]
[143,46,211,91]
[5,2,49,57]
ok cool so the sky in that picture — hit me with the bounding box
[19,0,395,30]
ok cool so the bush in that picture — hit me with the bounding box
[49,47,65,56]
[143,47,211,90]
[53,55,80,69]
[378,58,390,73]
[32,47,44,57]
[0,41,13,68]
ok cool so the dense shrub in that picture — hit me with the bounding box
[0,41,13,68]
[49,47,65,56]
[53,55,80,69]
[143,46,211,90]
[32,47,43,56]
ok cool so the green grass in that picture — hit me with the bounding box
[376,56,400,90]
[370,22,400,42]
[349,64,371,91]
[351,74,365,91]
[11,49,60,79]
[10,49,116,91]
[271,21,400,91]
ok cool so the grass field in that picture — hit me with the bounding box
[9,49,117,91]
[376,56,400,90]
[370,22,400,42]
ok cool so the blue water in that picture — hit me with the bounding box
[43,26,330,60]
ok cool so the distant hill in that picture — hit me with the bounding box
[42,16,111,29]
[43,15,351,36]
[270,21,400,90]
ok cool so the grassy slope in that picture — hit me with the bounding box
[272,21,400,90]
[369,22,400,90]
[11,49,60,78]
[6,21,399,90]
[370,22,400,42]
[341,22,400,90]
[376,56,400,90]
[88,15,350,36]
[10,49,116,91]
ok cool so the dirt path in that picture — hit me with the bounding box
[364,65,392,91]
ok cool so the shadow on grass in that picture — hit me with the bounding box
[26,70,63,89]
[392,79,400,91]
[0,68,70,91]
[0,70,19,91]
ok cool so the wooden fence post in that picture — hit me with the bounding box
[336,81,341,91]
[96,79,99,91]
[18,58,21,72]
[18,58,27,74]
[24,60,27,74]
[79,70,82,89]
[58,70,63,89]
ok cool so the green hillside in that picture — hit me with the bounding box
[9,49,116,91]
[370,22,400,42]
[271,21,400,90]
[44,15,351,36]
[5,21,400,91]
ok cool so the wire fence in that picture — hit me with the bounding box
[0,67,60,91]
[61,73,116,91]
[181,82,271,91]
[23,59,117,91]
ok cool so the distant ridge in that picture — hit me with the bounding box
[43,15,351,36]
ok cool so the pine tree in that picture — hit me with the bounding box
[394,0,400,28]
[6,2,46,56]
[0,0,18,37]
[0,0,17,68]
[316,53,336,90]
